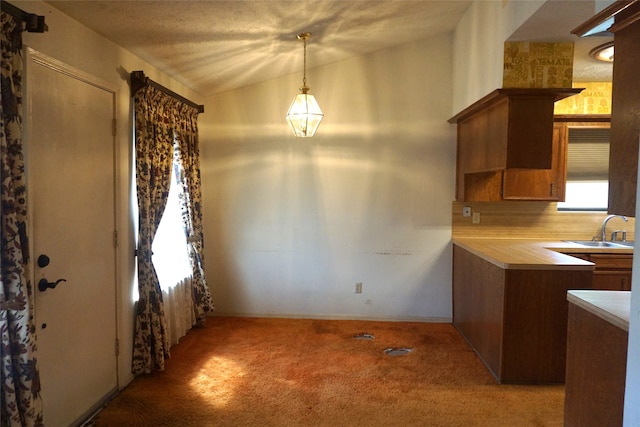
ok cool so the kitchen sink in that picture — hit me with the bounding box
[565,240,633,248]
[610,241,634,247]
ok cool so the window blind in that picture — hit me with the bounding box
[566,127,610,181]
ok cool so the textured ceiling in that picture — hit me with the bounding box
[46,0,472,95]
[45,0,612,96]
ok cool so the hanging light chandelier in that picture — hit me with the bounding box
[286,32,323,137]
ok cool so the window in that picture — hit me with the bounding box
[132,139,192,302]
[557,126,610,211]
[152,161,192,291]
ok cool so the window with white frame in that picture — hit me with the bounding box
[557,126,610,211]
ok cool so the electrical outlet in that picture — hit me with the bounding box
[472,212,481,224]
[462,206,471,217]
[355,282,363,294]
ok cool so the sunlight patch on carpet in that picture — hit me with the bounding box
[189,356,245,407]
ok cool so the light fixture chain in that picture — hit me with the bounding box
[303,36,307,87]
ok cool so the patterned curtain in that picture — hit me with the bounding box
[132,85,212,373]
[132,85,174,374]
[0,11,44,427]
[173,105,214,322]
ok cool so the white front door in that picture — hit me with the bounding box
[26,50,119,427]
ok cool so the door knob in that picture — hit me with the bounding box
[38,278,67,292]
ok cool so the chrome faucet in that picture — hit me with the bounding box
[611,230,627,242]
[601,214,628,242]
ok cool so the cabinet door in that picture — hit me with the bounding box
[502,122,568,200]
[583,254,633,291]
[592,272,631,291]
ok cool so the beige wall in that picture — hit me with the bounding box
[452,0,547,114]
[200,33,457,321]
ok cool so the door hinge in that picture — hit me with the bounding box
[113,230,118,248]
[112,118,117,137]
[115,338,120,357]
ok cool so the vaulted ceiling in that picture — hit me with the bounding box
[45,0,612,96]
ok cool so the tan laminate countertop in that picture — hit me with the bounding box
[567,290,630,331]
[453,238,633,270]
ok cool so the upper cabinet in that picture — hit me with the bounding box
[573,1,640,217]
[608,4,640,217]
[449,88,582,202]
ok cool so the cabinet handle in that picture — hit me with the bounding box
[550,182,555,196]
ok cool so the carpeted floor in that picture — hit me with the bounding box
[92,317,564,426]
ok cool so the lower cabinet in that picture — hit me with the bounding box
[569,253,632,291]
[564,303,627,426]
[452,245,592,383]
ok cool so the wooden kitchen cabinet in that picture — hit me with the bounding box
[452,244,592,383]
[609,4,640,217]
[502,122,568,200]
[573,2,640,217]
[570,253,632,291]
[564,295,628,427]
[462,122,568,201]
[594,272,631,291]
[450,89,580,202]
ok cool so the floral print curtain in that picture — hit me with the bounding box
[0,11,44,426]
[132,85,174,374]
[132,85,213,374]
[173,106,214,322]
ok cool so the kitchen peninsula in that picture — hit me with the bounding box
[564,290,629,426]
[452,238,631,384]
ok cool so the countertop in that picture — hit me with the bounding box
[567,290,630,331]
[453,238,633,270]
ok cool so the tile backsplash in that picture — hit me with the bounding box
[452,201,635,241]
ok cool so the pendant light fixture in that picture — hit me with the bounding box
[286,32,323,137]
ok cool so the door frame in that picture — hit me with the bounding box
[23,47,122,424]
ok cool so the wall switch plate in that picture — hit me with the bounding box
[355,282,363,294]
[472,212,481,224]
[462,206,472,217]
